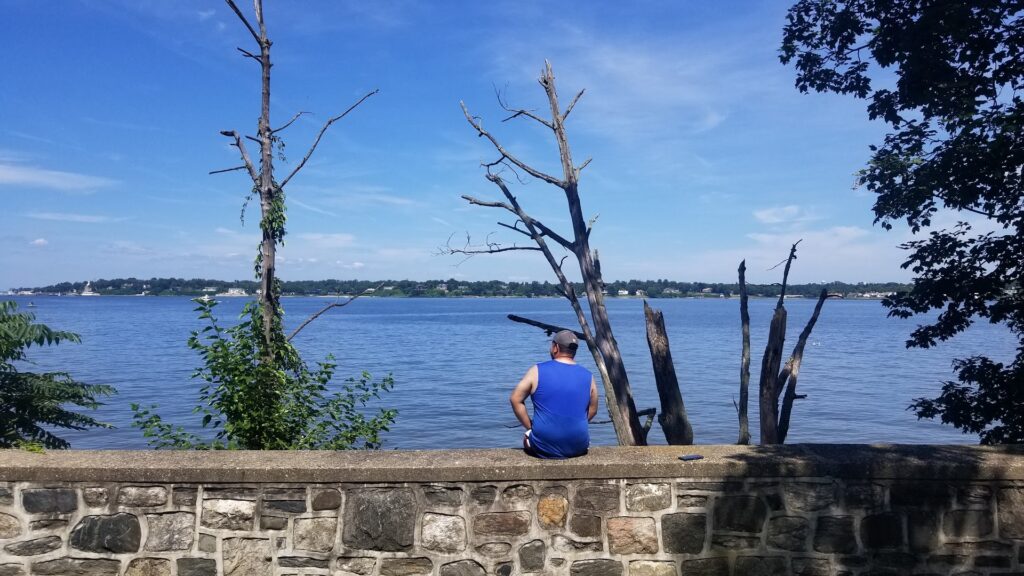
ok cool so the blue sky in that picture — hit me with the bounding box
[2,1,932,288]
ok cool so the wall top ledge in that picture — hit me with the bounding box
[1,444,1022,484]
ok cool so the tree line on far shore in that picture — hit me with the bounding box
[16,277,913,299]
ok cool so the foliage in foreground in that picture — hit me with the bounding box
[0,301,114,449]
[781,0,1023,443]
[133,299,396,450]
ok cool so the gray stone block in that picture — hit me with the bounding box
[955,485,991,506]
[117,486,167,507]
[519,540,545,572]
[259,515,287,530]
[552,535,602,552]
[176,558,217,576]
[628,561,676,576]
[337,557,376,575]
[171,487,197,506]
[125,558,171,576]
[201,499,255,530]
[293,517,337,552]
[474,511,531,537]
[470,486,497,505]
[861,513,903,549]
[202,486,258,500]
[573,485,619,512]
[570,559,622,576]
[32,558,121,576]
[278,557,330,568]
[767,516,808,551]
[661,513,705,554]
[0,566,24,576]
[198,533,216,553]
[21,488,77,514]
[845,483,885,509]
[713,494,767,533]
[343,488,416,551]
[502,484,535,504]
[380,557,432,576]
[311,488,341,510]
[3,536,61,556]
[82,487,109,507]
[496,562,513,576]
[424,486,464,507]
[814,516,855,553]
[996,487,1024,538]
[783,482,836,512]
[973,555,1011,568]
[70,513,141,553]
[791,557,831,576]
[222,537,272,576]
[0,486,11,506]
[943,509,993,539]
[625,483,670,511]
[907,510,940,553]
[677,495,707,508]
[570,514,602,538]
[0,513,21,539]
[422,513,466,553]
[28,519,66,531]
[440,559,486,576]
[144,512,194,551]
[890,482,950,508]
[734,556,787,576]
[680,558,728,576]
[476,542,512,558]
[710,533,759,550]
[263,499,306,513]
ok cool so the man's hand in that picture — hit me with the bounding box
[510,365,538,430]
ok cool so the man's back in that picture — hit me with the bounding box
[529,360,592,458]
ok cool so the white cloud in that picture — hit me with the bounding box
[0,163,117,191]
[291,198,338,217]
[197,9,215,21]
[297,233,356,249]
[337,261,365,269]
[753,205,821,225]
[30,238,48,247]
[28,212,126,223]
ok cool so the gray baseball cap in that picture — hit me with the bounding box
[552,330,579,348]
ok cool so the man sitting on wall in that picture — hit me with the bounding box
[510,330,599,458]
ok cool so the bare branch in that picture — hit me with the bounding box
[462,194,514,212]
[236,46,260,62]
[507,314,585,339]
[209,165,249,175]
[776,288,830,442]
[279,89,379,189]
[245,135,261,145]
[224,0,261,44]
[460,101,565,188]
[498,221,531,237]
[737,259,751,445]
[771,239,803,308]
[575,157,592,177]
[271,111,309,134]
[485,174,575,250]
[287,283,383,342]
[562,89,585,121]
[217,130,259,183]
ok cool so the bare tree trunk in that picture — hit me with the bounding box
[643,301,693,444]
[758,306,787,444]
[777,288,828,443]
[737,260,751,445]
[454,61,645,445]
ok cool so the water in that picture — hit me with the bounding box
[7,295,1017,449]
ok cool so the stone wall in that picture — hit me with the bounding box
[1,445,1023,576]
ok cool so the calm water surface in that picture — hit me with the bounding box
[9,295,1017,449]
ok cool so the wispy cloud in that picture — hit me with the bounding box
[291,198,338,217]
[0,163,117,191]
[197,9,215,21]
[753,205,821,225]
[30,238,48,247]
[297,232,356,249]
[28,212,127,223]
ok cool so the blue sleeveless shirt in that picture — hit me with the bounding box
[529,360,592,459]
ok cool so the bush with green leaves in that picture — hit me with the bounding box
[132,299,396,450]
[0,300,114,450]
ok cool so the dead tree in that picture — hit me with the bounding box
[449,61,646,445]
[752,241,832,444]
[737,260,751,445]
[643,301,693,444]
[212,0,376,352]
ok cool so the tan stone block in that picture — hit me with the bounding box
[607,517,658,554]
[538,494,568,529]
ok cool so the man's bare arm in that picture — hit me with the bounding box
[510,365,538,430]
[587,376,599,421]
